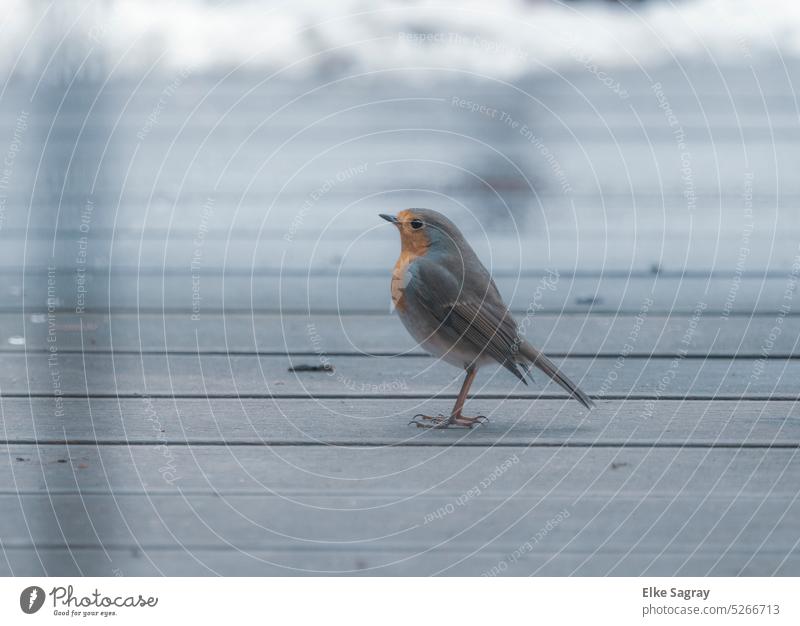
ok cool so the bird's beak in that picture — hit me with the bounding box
[379,213,398,224]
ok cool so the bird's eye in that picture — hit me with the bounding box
[410,219,424,230]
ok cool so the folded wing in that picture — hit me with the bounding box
[404,258,529,382]
[405,257,595,409]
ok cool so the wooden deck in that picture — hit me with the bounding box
[1,61,799,575]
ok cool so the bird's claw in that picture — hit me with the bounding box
[407,413,488,429]
[408,413,449,428]
[451,414,488,428]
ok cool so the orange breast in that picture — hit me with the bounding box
[391,249,419,311]
[391,224,430,312]
[391,259,408,311]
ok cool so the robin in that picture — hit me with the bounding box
[380,208,594,428]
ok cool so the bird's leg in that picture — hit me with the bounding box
[448,366,487,427]
[409,366,487,429]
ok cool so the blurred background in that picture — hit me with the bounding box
[2,0,800,310]
[2,0,800,576]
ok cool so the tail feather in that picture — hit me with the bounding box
[519,342,595,409]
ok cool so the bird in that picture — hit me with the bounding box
[380,208,594,428]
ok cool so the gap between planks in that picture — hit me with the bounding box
[2,440,797,448]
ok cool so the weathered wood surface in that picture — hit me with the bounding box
[3,445,798,493]
[2,62,800,576]
[0,490,797,575]
[0,399,797,446]
[2,442,799,576]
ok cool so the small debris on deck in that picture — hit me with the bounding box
[288,363,335,373]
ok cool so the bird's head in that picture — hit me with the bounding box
[379,208,466,260]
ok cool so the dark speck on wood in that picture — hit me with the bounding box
[288,363,334,373]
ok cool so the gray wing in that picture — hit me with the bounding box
[404,257,528,382]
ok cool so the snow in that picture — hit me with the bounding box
[2,0,800,79]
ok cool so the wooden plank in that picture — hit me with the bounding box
[1,399,797,446]
[3,546,796,576]
[10,66,800,119]
[29,123,800,153]
[3,445,798,495]
[5,204,800,240]
[41,119,800,148]
[20,62,800,129]
[8,140,800,197]
[8,60,799,96]
[0,353,796,398]
[2,271,797,314]
[3,193,797,235]
[0,493,796,574]
[4,312,799,357]
[34,117,800,142]
[40,103,796,128]
[17,101,798,134]
[5,230,800,274]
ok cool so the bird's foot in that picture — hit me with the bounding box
[408,413,488,429]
